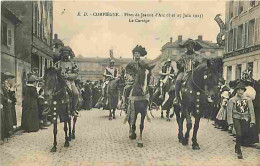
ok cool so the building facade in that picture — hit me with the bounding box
[3,1,54,78]
[1,1,54,127]
[149,35,224,83]
[223,1,260,82]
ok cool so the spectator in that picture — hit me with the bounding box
[227,82,256,159]
[38,88,48,129]
[21,74,39,132]
[1,72,15,140]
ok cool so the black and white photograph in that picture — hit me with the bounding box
[1,0,260,165]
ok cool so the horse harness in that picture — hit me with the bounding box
[180,65,211,115]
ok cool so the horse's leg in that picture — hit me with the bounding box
[72,116,77,139]
[137,111,146,147]
[182,108,192,146]
[64,121,70,147]
[166,108,170,121]
[113,108,116,119]
[50,120,58,152]
[68,116,72,141]
[109,109,112,120]
[178,111,185,143]
[129,113,137,140]
[192,115,201,150]
[160,106,164,118]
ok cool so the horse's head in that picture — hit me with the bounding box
[43,67,66,100]
[204,59,222,100]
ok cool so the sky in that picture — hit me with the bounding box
[53,0,226,59]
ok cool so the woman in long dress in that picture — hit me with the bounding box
[21,74,39,132]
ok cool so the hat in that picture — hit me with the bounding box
[236,82,246,91]
[110,59,115,63]
[132,45,147,57]
[1,72,15,82]
[179,39,203,51]
[27,74,38,82]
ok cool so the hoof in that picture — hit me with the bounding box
[166,118,170,122]
[137,142,143,147]
[182,138,188,146]
[109,117,112,120]
[170,114,174,118]
[129,133,137,140]
[113,116,116,119]
[64,141,70,147]
[192,144,201,150]
[50,147,57,152]
[72,134,75,139]
[68,136,72,141]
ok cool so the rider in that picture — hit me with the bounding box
[158,58,175,99]
[173,39,203,105]
[121,45,148,110]
[102,59,118,105]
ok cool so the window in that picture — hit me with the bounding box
[1,21,8,46]
[227,66,232,82]
[247,62,253,71]
[233,28,237,50]
[250,1,255,7]
[7,29,12,47]
[236,64,242,79]
[228,29,233,52]
[238,1,244,15]
[34,4,38,35]
[229,1,234,20]
[254,18,260,44]
[248,19,255,46]
[244,22,248,47]
[237,25,243,49]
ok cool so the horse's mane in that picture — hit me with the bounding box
[44,67,67,88]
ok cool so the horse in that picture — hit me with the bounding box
[151,77,175,121]
[105,77,125,120]
[125,62,155,147]
[177,59,221,150]
[65,77,81,140]
[44,67,72,152]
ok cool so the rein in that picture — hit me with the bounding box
[191,69,209,96]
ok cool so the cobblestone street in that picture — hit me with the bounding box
[1,109,259,166]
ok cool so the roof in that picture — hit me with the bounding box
[1,5,22,26]
[162,39,223,50]
[73,57,151,64]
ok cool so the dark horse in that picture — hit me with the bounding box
[177,60,221,150]
[44,67,72,152]
[105,78,124,120]
[126,62,155,147]
[151,78,176,121]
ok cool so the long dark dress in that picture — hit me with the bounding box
[1,85,14,140]
[9,90,17,126]
[21,84,39,132]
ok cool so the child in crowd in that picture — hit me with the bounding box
[216,86,230,130]
[38,88,48,129]
[227,82,256,159]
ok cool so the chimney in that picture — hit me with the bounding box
[170,37,173,43]
[54,34,58,40]
[178,35,182,43]
[198,35,203,41]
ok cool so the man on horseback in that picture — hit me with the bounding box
[158,58,175,99]
[173,39,204,105]
[121,45,148,111]
[101,59,118,107]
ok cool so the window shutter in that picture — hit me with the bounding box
[254,18,258,44]
[7,29,12,47]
